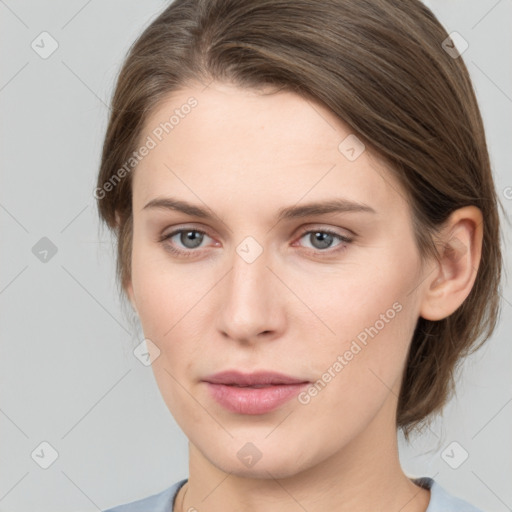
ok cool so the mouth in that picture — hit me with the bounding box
[202,370,310,415]
[222,383,280,388]
[202,369,309,386]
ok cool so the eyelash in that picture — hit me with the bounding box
[158,226,353,259]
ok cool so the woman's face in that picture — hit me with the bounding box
[126,81,429,478]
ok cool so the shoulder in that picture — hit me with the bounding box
[413,476,485,512]
[102,478,188,512]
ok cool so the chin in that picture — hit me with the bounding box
[201,443,312,480]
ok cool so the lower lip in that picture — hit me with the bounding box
[204,382,309,415]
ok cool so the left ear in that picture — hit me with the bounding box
[419,205,483,321]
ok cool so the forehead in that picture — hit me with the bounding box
[140,82,350,164]
[132,81,408,217]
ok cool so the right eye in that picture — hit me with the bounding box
[159,228,214,257]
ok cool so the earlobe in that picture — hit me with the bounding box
[419,206,483,321]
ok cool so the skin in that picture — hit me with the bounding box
[124,81,483,512]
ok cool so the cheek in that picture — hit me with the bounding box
[130,244,210,391]
[297,252,420,389]
[302,263,415,344]
[131,257,202,422]
[149,359,209,440]
[130,238,196,337]
[297,288,416,436]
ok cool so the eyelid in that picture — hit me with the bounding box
[292,227,354,254]
[158,225,213,245]
[295,224,355,240]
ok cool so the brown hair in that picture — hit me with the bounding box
[95,0,503,440]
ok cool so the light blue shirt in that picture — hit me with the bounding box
[103,476,484,511]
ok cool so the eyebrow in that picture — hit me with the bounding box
[143,196,376,221]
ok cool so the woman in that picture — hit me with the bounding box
[96,0,503,510]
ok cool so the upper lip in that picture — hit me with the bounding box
[202,370,309,386]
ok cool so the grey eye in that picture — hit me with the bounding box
[176,230,205,249]
[309,232,335,249]
[300,231,345,250]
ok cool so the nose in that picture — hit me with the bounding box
[216,242,285,344]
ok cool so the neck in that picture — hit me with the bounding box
[179,396,430,512]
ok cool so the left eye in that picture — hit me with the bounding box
[298,229,352,251]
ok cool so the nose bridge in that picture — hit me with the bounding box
[217,237,279,340]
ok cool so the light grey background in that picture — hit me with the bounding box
[1,1,511,511]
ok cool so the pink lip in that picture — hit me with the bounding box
[202,370,310,415]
